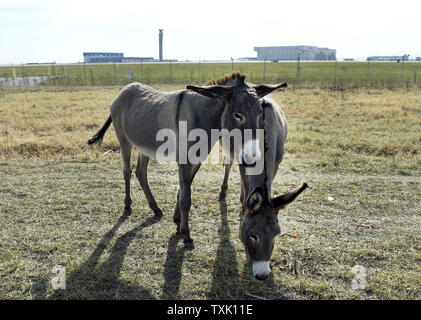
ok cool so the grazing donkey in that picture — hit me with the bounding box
[87,73,286,250]
[218,93,308,280]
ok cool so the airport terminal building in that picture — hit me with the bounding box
[83,52,154,63]
[83,52,124,63]
[253,46,336,61]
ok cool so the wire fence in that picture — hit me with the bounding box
[1,60,421,89]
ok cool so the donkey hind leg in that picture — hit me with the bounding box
[135,154,162,219]
[175,164,201,250]
[120,139,133,216]
[218,157,232,202]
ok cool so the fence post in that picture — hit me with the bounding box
[333,60,337,83]
[83,62,87,86]
[366,61,370,86]
[21,64,26,87]
[169,60,173,83]
[263,59,266,82]
[400,60,405,85]
[198,60,201,84]
[68,64,72,86]
[140,60,143,82]
[89,69,95,85]
[64,64,67,85]
[52,63,56,85]
[296,54,301,83]
[114,62,117,85]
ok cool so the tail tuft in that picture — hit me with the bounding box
[87,135,104,145]
[87,115,112,145]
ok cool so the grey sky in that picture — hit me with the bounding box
[1,0,420,64]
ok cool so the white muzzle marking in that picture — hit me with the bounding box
[252,261,271,279]
[238,139,261,165]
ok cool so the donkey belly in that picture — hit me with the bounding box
[122,102,176,161]
[133,144,159,160]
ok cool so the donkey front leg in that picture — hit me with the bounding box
[179,181,193,249]
[173,164,199,229]
[219,158,232,202]
[239,165,249,213]
[176,164,200,250]
[173,189,181,232]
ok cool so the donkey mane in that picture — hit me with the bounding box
[205,72,246,86]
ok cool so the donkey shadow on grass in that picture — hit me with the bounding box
[160,233,186,299]
[31,213,160,299]
[207,201,241,299]
[31,202,287,300]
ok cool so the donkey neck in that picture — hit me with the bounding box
[179,90,226,132]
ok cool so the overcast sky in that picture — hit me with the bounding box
[1,0,420,64]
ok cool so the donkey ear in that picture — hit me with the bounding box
[186,85,233,99]
[246,187,264,214]
[272,182,308,212]
[253,83,287,98]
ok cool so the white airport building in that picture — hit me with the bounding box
[253,46,336,61]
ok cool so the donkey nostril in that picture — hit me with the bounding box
[250,234,258,243]
[255,273,269,281]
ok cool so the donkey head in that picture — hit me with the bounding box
[186,73,287,167]
[240,183,308,280]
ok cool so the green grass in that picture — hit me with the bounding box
[1,61,421,87]
[0,85,420,300]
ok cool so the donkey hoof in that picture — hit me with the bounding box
[174,222,181,233]
[184,241,195,250]
[154,210,163,219]
[124,207,132,216]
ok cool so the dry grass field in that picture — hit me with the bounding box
[0,84,420,299]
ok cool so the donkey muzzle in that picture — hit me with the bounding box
[253,261,271,280]
[238,139,261,167]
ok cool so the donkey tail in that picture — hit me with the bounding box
[87,114,112,145]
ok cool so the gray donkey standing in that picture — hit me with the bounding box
[87,73,287,250]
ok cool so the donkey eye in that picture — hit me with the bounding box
[233,112,244,122]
